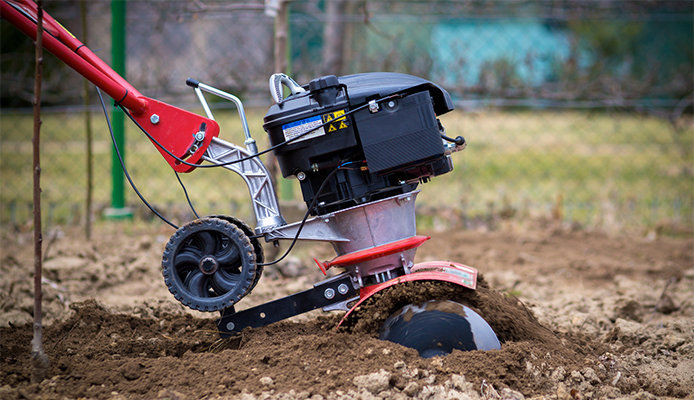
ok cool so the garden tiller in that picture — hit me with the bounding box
[3,0,500,357]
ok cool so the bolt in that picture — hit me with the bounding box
[226,322,235,331]
[150,114,160,124]
[297,171,306,181]
[194,131,205,141]
[337,283,348,295]
[324,288,335,300]
[387,101,396,108]
[368,99,380,113]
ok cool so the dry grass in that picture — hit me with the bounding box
[1,107,692,229]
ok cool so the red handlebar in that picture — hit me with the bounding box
[1,0,219,172]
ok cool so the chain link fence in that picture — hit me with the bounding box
[1,0,692,232]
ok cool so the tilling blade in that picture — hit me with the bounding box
[380,300,500,358]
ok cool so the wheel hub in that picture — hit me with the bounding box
[199,256,218,275]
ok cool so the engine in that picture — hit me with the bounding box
[263,72,455,215]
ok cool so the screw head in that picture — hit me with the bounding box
[194,131,205,141]
[324,288,335,300]
[297,171,306,181]
[226,322,235,331]
[337,283,348,295]
[150,114,160,124]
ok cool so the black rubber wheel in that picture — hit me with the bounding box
[379,300,500,358]
[209,215,264,290]
[162,218,257,312]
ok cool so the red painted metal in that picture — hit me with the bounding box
[1,0,218,172]
[312,258,328,276]
[336,261,478,328]
[1,0,146,114]
[410,260,478,286]
[316,235,430,271]
[130,99,219,173]
[4,0,143,99]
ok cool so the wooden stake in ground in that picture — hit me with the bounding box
[31,0,49,372]
[80,0,93,240]
[265,0,290,261]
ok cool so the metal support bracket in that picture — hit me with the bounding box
[203,137,285,231]
[262,212,349,242]
[217,274,358,336]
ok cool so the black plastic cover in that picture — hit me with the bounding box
[354,91,443,173]
[337,72,454,116]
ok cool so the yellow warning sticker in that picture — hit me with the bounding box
[322,109,350,133]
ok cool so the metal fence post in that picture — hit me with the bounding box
[105,0,132,219]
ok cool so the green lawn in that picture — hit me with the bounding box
[1,108,692,228]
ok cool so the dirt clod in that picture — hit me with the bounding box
[352,369,391,394]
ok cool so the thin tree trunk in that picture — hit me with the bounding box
[322,0,348,74]
[266,0,289,259]
[274,0,288,76]
[341,0,357,74]
[81,0,93,240]
[31,0,49,375]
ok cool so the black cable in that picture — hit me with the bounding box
[175,171,200,219]
[119,93,401,169]
[258,163,346,266]
[97,87,179,229]
[441,133,466,146]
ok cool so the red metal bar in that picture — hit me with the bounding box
[1,0,221,172]
[5,0,144,99]
[1,0,147,114]
[315,235,430,271]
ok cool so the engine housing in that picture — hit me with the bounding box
[263,72,455,214]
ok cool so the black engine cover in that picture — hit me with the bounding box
[263,72,455,214]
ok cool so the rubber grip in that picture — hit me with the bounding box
[186,77,200,88]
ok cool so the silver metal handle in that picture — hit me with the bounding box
[269,73,306,104]
[190,80,258,154]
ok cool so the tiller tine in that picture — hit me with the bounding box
[380,299,500,358]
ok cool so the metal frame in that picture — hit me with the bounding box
[217,273,358,336]
[187,81,286,231]
[194,82,259,154]
[203,137,285,232]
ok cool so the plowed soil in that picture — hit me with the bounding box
[1,219,692,399]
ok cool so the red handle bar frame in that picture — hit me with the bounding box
[1,0,219,172]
